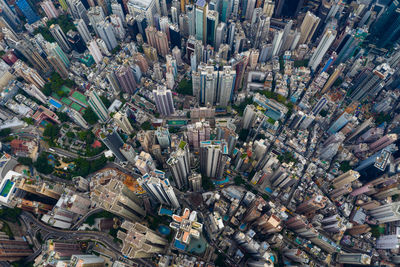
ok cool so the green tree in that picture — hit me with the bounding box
[56,112,69,122]
[66,131,75,138]
[140,121,152,130]
[43,123,59,141]
[17,157,33,166]
[176,79,193,95]
[232,98,253,116]
[234,175,245,185]
[22,117,35,125]
[83,107,99,125]
[238,129,249,142]
[0,207,21,222]
[339,161,352,172]
[34,152,54,174]
[100,96,112,108]
[0,128,11,137]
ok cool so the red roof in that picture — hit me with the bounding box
[91,140,102,148]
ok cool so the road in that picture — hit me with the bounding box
[71,207,103,230]
[46,147,104,160]
[20,212,153,267]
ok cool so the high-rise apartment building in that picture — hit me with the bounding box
[87,6,105,36]
[369,202,400,223]
[167,140,190,189]
[50,24,72,52]
[195,0,207,43]
[16,0,40,24]
[349,63,394,102]
[91,178,145,221]
[88,39,103,64]
[113,111,134,134]
[308,30,336,71]
[118,221,167,258]
[0,0,22,30]
[138,170,180,208]
[99,128,126,161]
[298,11,320,44]
[188,172,202,192]
[116,65,137,94]
[40,0,59,18]
[74,19,92,43]
[217,66,236,106]
[88,90,109,123]
[186,120,211,149]
[153,85,175,116]
[199,140,229,179]
[296,195,327,214]
[68,0,89,25]
[97,21,118,51]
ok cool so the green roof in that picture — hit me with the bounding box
[61,97,72,105]
[179,141,187,150]
[71,91,88,106]
[71,102,83,112]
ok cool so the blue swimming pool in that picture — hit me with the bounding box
[174,240,186,250]
[49,99,62,109]
[159,207,173,216]
[158,225,171,235]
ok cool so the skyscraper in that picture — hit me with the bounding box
[370,0,400,48]
[298,11,320,44]
[0,0,22,30]
[88,90,109,123]
[68,0,89,25]
[167,140,190,189]
[331,170,360,189]
[217,66,236,106]
[138,170,180,208]
[263,0,274,16]
[155,30,169,57]
[16,0,40,24]
[116,65,137,94]
[308,29,336,71]
[40,0,59,19]
[206,10,218,47]
[87,6,105,36]
[199,140,229,179]
[369,202,400,223]
[97,21,118,51]
[296,195,327,214]
[91,177,145,221]
[186,120,211,149]
[118,221,167,259]
[349,63,394,102]
[153,85,175,116]
[49,24,71,53]
[111,1,126,26]
[88,39,103,64]
[99,128,126,161]
[74,19,91,43]
[195,0,207,43]
[195,65,218,105]
[113,111,134,134]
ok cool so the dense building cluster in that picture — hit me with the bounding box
[1,0,400,266]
